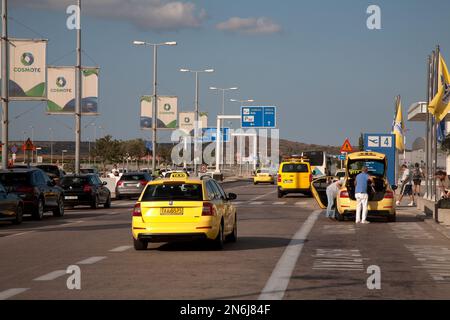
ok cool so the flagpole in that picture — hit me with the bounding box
[425,54,431,199]
[434,45,440,203]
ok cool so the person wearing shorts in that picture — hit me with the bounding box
[412,163,423,197]
[397,164,415,206]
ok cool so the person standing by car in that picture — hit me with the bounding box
[412,163,424,197]
[355,166,373,224]
[436,170,450,200]
[326,179,342,220]
[397,164,415,207]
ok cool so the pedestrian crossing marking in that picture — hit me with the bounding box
[406,245,450,282]
[322,225,356,235]
[312,249,365,271]
[273,202,286,205]
[250,202,264,205]
[391,223,434,240]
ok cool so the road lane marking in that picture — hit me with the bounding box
[34,270,67,281]
[76,256,107,265]
[295,202,308,206]
[7,231,35,237]
[250,190,277,202]
[0,288,29,300]
[273,202,286,205]
[250,202,264,205]
[322,225,356,235]
[109,245,133,252]
[312,249,365,271]
[259,210,321,300]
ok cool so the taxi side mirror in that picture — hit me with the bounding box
[227,193,237,201]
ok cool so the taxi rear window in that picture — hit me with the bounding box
[282,164,309,173]
[141,183,203,201]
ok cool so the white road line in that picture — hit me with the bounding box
[250,202,264,205]
[34,270,67,281]
[273,202,286,205]
[76,256,107,265]
[250,190,277,202]
[0,288,29,300]
[259,210,321,300]
[109,245,133,252]
[7,231,35,238]
[232,202,244,205]
[295,202,308,206]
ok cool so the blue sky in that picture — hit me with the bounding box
[5,0,450,147]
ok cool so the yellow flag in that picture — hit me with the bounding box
[428,54,450,122]
[392,98,405,152]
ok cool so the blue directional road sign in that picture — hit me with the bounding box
[364,133,396,186]
[338,154,346,161]
[241,106,277,128]
[145,141,153,151]
[202,128,230,143]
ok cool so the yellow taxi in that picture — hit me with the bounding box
[132,174,238,250]
[277,157,313,198]
[311,151,396,222]
[253,168,275,185]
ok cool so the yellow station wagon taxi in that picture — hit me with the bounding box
[132,175,238,250]
[311,151,396,222]
[277,157,313,198]
[254,168,275,185]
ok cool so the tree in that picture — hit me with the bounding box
[91,135,124,170]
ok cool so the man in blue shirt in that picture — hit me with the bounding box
[355,166,373,224]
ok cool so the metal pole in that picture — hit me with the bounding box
[1,0,8,169]
[30,126,34,164]
[50,128,53,164]
[222,89,225,115]
[152,44,157,173]
[434,45,440,202]
[74,0,82,174]
[93,124,96,166]
[430,51,436,200]
[194,72,199,176]
[22,131,25,163]
[216,116,221,172]
[425,55,431,198]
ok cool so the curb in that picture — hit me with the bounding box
[423,218,450,240]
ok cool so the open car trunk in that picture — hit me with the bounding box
[346,176,387,201]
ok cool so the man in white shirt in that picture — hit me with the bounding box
[326,179,342,219]
[397,164,415,206]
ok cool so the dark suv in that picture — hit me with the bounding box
[0,168,65,220]
[35,164,66,185]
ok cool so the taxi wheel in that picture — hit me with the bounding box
[335,211,344,221]
[277,189,284,198]
[227,215,238,243]
[213,223,225,250]
[387,213,396,222]
[133,238,148,251]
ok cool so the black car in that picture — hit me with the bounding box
[0,168,65,220]
[60,174,111,209]
[0,182,24,225]
[35,164,66,185]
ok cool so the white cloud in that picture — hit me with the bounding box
[216,17,282,35]
[12,0,207,31]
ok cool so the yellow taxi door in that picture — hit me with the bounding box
[205,180,227,229]
[311,176,338,209]
[210,180,233,232]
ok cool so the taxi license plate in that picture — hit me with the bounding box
[160,207,183,215]
[283,180,293,184]
[65,196,78,200]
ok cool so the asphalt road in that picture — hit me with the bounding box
[1,181,450,300]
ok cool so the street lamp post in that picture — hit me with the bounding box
[210,87,238,115]
[180,68,214,176]
[49,128,53,164]
[22,131,26,163]
[61,150,67,169]
[30,125,34,164]
[133,40,177,174]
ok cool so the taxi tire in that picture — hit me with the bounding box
[387,213,396,222]
[277,189,285,198]
[133,238,148,251]
[227,215,238,243]
[335,210,344,221]
[213,222,225,250]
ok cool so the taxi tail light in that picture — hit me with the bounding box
[277,175,281,183]
[384,191,394,199]
[83,184,92,193]
[340,190,350,198]
[202,202,216,216]
[309,174,313,182]
[140,180,148,186]
[132,203,142,217]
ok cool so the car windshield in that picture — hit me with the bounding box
[141,183,203,201]
[121,174,147,181]
[0,172,31,186]
[61,176,90,187]
[347,160,385,177]
[282,164,309,173]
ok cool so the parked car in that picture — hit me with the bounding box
[116,172,153,199]
[0,181,24,225]
[60,174,111,209]
[35,164,66,185]
[0,168,65,220]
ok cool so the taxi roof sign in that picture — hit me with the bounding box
[340,138,354,153]
[169,172,188,179]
